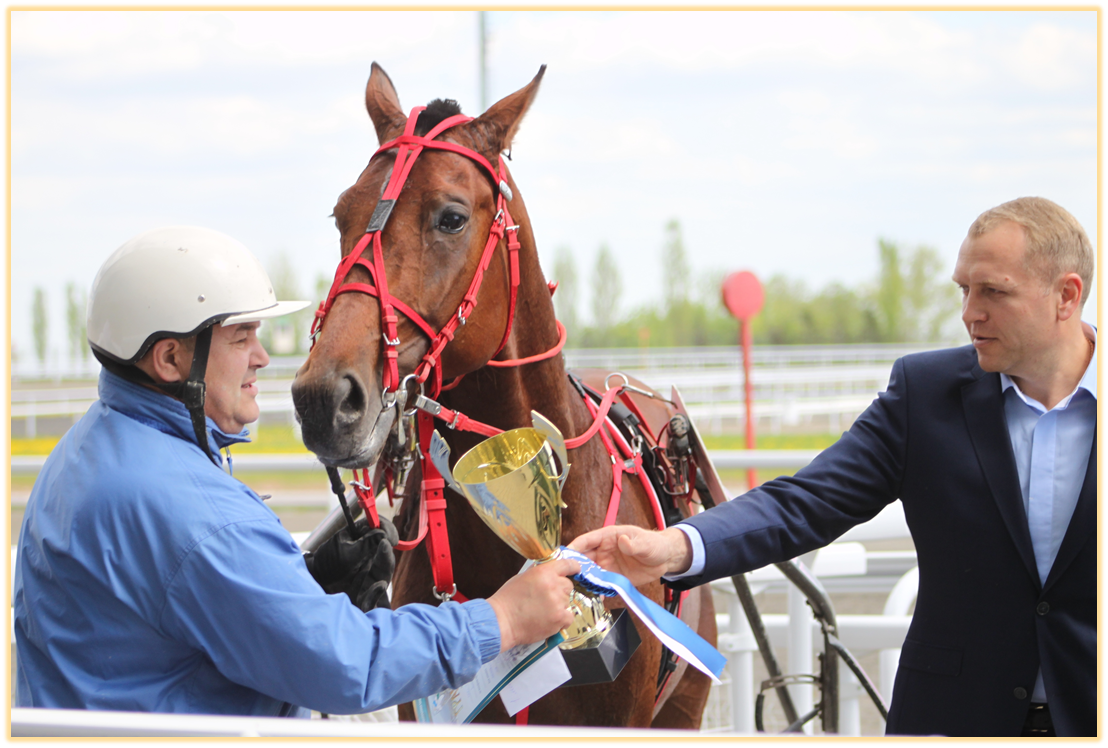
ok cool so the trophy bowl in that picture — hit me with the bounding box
[429,412,615,652]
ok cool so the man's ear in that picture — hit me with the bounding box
[1056,272,1083,321]
[138,338,192,384]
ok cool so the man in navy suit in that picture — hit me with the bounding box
[571,197,1096,736]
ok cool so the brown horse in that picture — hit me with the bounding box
[291,63,715,728]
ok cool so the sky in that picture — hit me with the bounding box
[6,8,1099,370]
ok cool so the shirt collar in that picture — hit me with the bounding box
[1000,326,1097,411]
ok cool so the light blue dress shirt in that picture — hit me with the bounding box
[1000,329,1096,702]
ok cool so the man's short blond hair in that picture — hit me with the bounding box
[968,196,1094,306]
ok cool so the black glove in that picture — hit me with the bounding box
[303,516,399,612]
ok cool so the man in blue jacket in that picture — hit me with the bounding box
[572,197,1096,736]
[15,226,578,716]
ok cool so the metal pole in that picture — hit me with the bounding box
[741,318,757,489]
[478,11,489,111]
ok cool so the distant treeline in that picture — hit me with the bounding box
[265,221,960,352]
[552,220,962,348]
[22,220,962,368]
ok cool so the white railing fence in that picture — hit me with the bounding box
[11,343,944,438]
[702,545,917,735]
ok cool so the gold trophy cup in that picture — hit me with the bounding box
[429,411,641,685]
[428,411,613,650]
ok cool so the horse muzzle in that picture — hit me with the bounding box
[292,366,397,468]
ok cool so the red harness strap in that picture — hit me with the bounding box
[351,469,382,529]
[418,409,466,602]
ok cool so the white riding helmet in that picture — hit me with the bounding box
[88,226,310,364]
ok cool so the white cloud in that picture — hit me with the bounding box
[14,88,366,165]
[13,10,478,80]
[13,11,224,77]
[494,10,1094,95]
[1004,22,1097,90]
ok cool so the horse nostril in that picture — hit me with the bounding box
[335,373,367,424]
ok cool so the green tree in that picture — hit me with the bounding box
[590,244,621,336]
[661,219,690,313]
[262,253,312,354]
[903,245,960,341]
[808,283,879,344]
[32,287,48,369]
[551,245,579,339]
[871,240,960,343]
[659,219,702,346]
[751,275,812,345]
[65,283,89,365]
[874,239,906,342]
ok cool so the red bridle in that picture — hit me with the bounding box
[311,105,564,399]
[308,107,671,628]
[310,105,564,558]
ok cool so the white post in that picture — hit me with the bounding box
[787,580,814,733]
[728,596,756,733]
[879,649,901,714]
[879,566,919,710]
[838,668,861,736]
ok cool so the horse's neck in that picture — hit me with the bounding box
[436,217,621,537]
[443,240,578,434]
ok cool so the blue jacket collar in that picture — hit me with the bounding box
[98,368,251,462]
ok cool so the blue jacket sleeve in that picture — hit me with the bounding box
[671,357,910,589]
[156,518,501,715]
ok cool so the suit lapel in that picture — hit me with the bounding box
[1042,433,1096,593]
[962,372,1040,587]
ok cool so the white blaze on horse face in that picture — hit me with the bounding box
[377,166,393,199]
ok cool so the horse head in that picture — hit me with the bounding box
[292,63,545,468]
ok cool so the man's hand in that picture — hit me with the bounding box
[486,557,581,652]
[303,517,399,612]
[567,525,692,587]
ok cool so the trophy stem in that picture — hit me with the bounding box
[534,550,614,650]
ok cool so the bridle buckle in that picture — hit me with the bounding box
[432,583,457,602]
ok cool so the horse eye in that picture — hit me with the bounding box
[437,210,468,235]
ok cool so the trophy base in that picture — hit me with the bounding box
[559,608,641,687]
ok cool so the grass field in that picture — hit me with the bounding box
[10,424,310,457]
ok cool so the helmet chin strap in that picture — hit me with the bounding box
[173,325,215,465]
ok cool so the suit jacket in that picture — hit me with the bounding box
[673,346,1095,736]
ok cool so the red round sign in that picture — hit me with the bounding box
[722,271,764,321]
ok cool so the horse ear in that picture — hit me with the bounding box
[365,62,407,145]
[468,65,546,158]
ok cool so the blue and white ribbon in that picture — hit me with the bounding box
[559,547,726,683]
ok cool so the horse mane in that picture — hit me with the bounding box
[415,99,463,136]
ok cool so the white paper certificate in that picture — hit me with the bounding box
[413,633,567,724]
[498,645,571,716]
